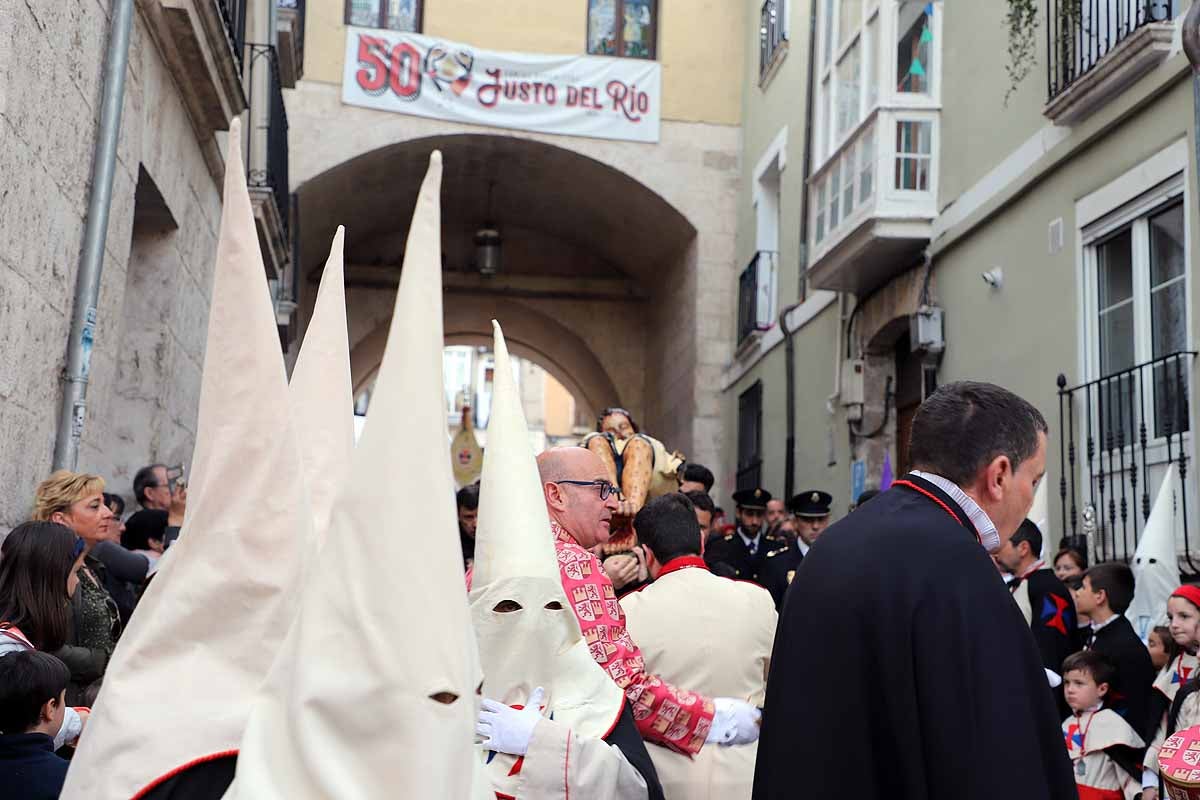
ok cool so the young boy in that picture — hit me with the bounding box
[0,651,74,800]
[1073,561,1157,741]
[1062,650,1145,799]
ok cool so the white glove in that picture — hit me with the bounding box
[477,687,545,756]
[706,697,761,746]
[1044,668,1062,688]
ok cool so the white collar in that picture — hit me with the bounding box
[909,471,1001,552]
[796,538,811,557]
[1017,560,1045,580]
[737,527,762,549]
[1090,613,1120,633]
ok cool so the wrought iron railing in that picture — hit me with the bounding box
[759,0,785,80]
[736,381,764,492]
[245,44,290,243]
[1046,0,1176,100]
[1056,351,1197,571]
[737,251,779,346]
[215,0,248,74]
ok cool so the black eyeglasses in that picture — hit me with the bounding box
[553,480,621,500]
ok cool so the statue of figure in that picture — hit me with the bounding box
[581,407,685,555]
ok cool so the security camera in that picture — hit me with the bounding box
[981,267,1003,289]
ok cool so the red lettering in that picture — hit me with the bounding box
[607,80,645,122]
[545,84,557,105]
[355,35,389,95]
[389,42,422,99]
[566,86,580,106]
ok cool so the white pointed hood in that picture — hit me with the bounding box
[470,321,623,748]
[62,119,313,799]
[289,225,354,552]
[1127,464,1182,640]
[224,151,484,799]
[1030,478,1049,560]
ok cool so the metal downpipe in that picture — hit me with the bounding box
[53,0,135,470]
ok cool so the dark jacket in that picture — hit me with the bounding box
[0,733,69,800]
[91,540,151,624]
[704,527,788,586]
[52,556,121,705]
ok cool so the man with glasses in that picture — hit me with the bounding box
[536,447,761,760]
[127,464,187,550]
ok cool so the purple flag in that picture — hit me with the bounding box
[881,453,894,491]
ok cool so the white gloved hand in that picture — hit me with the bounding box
[706,697,761,746]
[477,687,545,756]
[1044,668,1062,689]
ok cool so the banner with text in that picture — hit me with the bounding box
[341,28,662,143]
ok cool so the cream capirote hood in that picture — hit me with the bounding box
[61,119,313,799]
[1127,464,1182,640]
[470,320,624,746]
[223,151,485,800]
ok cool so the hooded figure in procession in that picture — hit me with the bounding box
[754,381,1076,800]
[471,320,663,800]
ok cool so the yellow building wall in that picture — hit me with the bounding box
[542,372,577,438]
[303,0,743,125]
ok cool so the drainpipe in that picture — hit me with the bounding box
[53,0,135,470]
[1183,4,1200,240]
[779,0,823,501]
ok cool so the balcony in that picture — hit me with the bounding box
[759,0,787,84]
[1044,0,1176,124]
[737,251,779,347]
[1055,351,1199,574]
[276,0,305,87]
[805,109,937,294]
[140,0,247,134]
[245,44,292,284]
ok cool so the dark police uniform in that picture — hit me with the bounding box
[759,490,833,609]
[704,488,788,586]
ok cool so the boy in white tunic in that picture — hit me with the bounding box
[1061,650,1145,800]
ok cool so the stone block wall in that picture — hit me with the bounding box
[0,0,223,529]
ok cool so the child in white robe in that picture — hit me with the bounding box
[1061,650,1145,800]
[1141,585,1200,800]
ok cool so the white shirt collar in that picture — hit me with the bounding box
[1090,613,1120,633]
[737,527,762,550]
[796,539,811,557]
[909,471,1001,552]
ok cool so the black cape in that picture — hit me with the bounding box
[752,475,1076,800]
[138,754,237,800]
[1089,614,1157,741]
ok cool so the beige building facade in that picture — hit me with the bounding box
[0,0,298,529]
[724,0,1200,566]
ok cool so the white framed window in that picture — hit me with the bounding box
[894,119,932,191]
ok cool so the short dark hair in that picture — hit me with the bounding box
[1054,547,1086,572]
[681,463,715,493]
[1084,562,1136,614]
[0,651,70,734]
[1062,649,1116,688]
[0,522,78,651]
[103,492,125,517]
[122,509,168,551]
[133,464,165,505]
[682,490,715,514]
[908,382,1048,487]
[1011,519,1042,559]
[456,484,479,511]
[854,489,879,508]
[1152,625,1181,664]
[634,494,702,563]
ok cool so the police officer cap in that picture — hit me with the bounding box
[788,490,832,518]
[732,487,771,509]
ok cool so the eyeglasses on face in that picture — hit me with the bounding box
[552,479,621,500]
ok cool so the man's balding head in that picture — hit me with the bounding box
[537,447,618,548]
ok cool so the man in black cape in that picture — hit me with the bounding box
[753,382,1076,800]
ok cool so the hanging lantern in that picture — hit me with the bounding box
[475,225,502,276]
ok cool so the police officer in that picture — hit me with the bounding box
[703,488,788,585]
[759,490,834,609]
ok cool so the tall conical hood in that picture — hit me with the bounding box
[62,120,313,799]
[471,321,560,586]
[289,225,354,551]
[224,151,483,799]
[1030,478,1049,559]
[469,321,623,770]
[1127,464,1182,639]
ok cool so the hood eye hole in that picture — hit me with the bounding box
[430,691,459,705]
[544,601,564,610]
[494,600,522,613]
[476,681,484,696]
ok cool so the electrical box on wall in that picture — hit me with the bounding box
[841,359,865,406]
[910,305,945,354]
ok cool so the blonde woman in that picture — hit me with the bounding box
[32,470,123,704]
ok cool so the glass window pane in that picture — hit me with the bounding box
[836,40,862,140]
[859,127,875,201]
[843,146,856,213]
[839,0,861,45]
[1154,358,1190,437]
[386,0,419,30]
[830,165,842,229]
[1152,281,1187,358]
[589,0,618,55]
[1150,201,1185,286]
[1099,303,1136,376]
[823,0,836,65]
[896,120,931,155]
[622,0,655,59]
[1097,229,1133,310]
[820,77,832,161]
[349,0,382,27]
[864,13,878,110]
[815,181,827,243]
[896,1,933,94]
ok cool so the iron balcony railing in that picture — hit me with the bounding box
[246,44,291,244]
[736,381,764,492]
[737,251,779,346]
[1056,351,1197,573]
[215,0,248,74]
[759,0,785,80]
[1046,0,1176,100]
